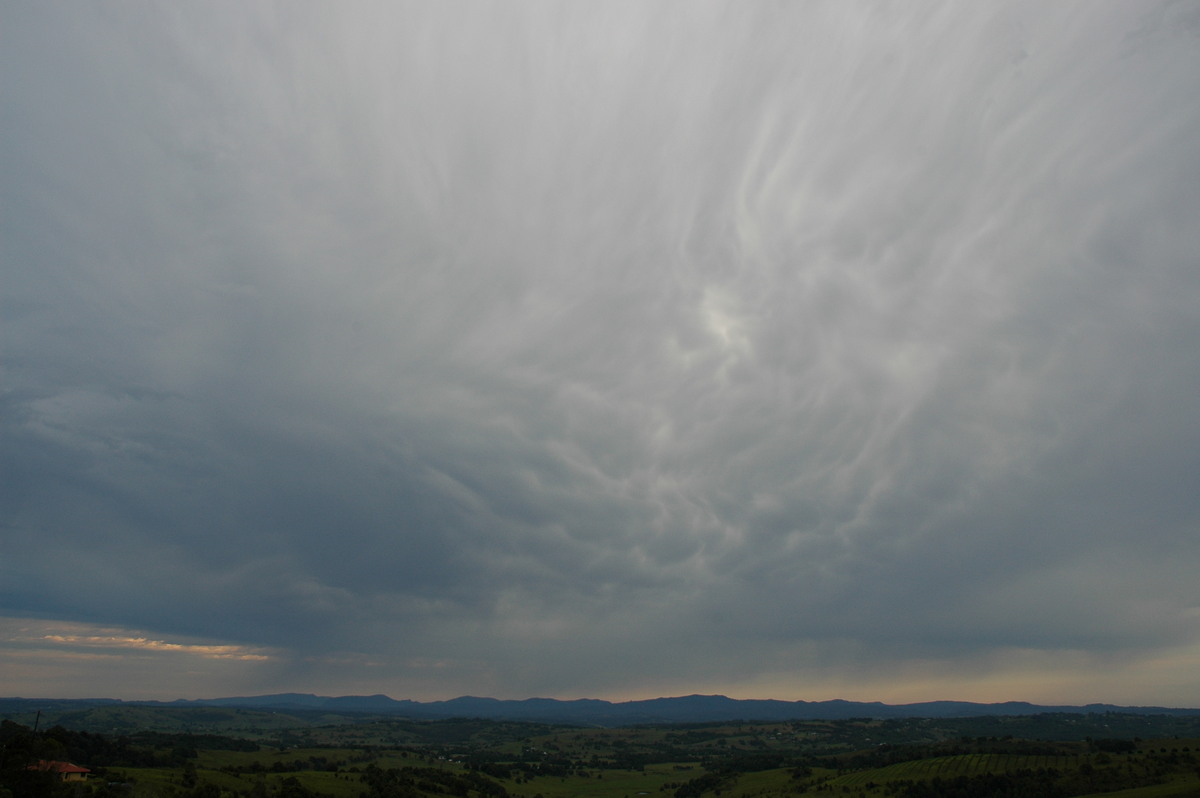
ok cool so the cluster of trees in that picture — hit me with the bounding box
[670,770,731,798]
[0,719,278,798]
[165,774,327,798]
[358,763,508,798]
[218,754,347,775]
[886,771,1069,798]
[0,719,101,797]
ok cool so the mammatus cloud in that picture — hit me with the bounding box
[3,2,1200,704]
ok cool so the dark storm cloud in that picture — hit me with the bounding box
[3,1,1200,702]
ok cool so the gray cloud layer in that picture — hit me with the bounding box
[3,1,1200,702]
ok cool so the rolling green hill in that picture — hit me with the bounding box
[3,706,1200,797]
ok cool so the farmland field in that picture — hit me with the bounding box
[4,707,1200,797]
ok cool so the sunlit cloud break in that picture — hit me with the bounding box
[3,619,273,663]
[40,635,271,662]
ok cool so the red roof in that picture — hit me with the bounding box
[31,760,90,774]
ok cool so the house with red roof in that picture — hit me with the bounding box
[29,760,91,782]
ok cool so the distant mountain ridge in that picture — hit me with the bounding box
[111,693,1200,725]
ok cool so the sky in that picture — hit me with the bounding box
[3,1,1200,708]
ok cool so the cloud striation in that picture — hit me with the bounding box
[2,1,1200,704]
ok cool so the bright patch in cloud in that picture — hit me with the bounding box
[0,618,276,696]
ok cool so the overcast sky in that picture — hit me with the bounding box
[3,1,1200,706]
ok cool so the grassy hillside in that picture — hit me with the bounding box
[3,708,1200,797]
